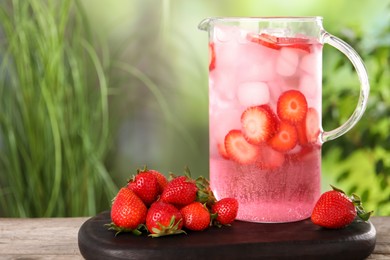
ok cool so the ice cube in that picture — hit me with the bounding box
[237,43,277,82]
[209,108,242,156]
[299,74,319,99]
[214,25,236,42]
[300,53,320,75]
[237,81,270,107]
[276,48,300,77]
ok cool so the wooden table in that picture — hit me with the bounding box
[0,216,389,259]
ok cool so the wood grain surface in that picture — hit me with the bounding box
[0,213,389,259]
[78,211,376,260]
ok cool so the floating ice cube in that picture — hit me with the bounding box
[237,81,270,107]
[300,53,320,75]
[276,48,300,77]
[237,43,277,82]
[209,108,242,154]
[299,74,318,99]
[214,25,243,43]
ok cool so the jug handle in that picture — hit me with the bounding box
[320,32,370,143]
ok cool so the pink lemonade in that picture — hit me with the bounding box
[209,25,323,223]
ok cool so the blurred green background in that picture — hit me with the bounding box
[0,0,389,217]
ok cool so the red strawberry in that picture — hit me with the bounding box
[180,202,211,231]
[128,171,159,206]
[209,42,216,71]
[161,176,198,208]
[311,186,372,229]
[268,121,298,152]
[148,169,169,194]
[211,198,239,226]
[241,105,278,145]
[224,130,260,164]
[277,90,308,124]
[146,201,185,237]
[107,188,147,235]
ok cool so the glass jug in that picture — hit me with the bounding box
[199,17,369,223]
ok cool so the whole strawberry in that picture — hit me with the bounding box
[161,175,198,208]
[211,198,239,226]
[107,188,147,235]
[146,201,185,237]
[180,202,211,231]
[311,186,372,229]
[148,169,168,194]
[128,170,159,206]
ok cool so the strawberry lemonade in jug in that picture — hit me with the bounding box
[208,24,322,223]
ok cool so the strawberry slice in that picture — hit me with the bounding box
[224,130,259,164]
[247,33,280,50]
[276,37,311,52]
[296,120,308,145]
[277,90,308,124]
[248,33,311,52]
[306,107,320,143]
[241,105,278,145]
[217,142,229,159]
[268,121,298,152]
[209,42,216,71]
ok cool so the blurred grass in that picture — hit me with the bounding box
[0,0,117,217]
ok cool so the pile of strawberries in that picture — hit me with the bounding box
[106,167,238,237]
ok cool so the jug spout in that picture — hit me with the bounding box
[198,18,213,31]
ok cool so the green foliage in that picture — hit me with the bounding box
[321,6,390,215]
[0,0,117,217]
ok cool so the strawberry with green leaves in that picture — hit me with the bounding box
[128,170,159,206]
[180,202,211,231]
[311,186,373,229]
[107,188,147,235]
[211,198,238,226]
[161,175,198,208]
[146,201,185,237]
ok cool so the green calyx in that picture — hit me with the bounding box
[148,216,186,238]
[105,222,143,236]
[330,185,373,221]
[195,176,217,207]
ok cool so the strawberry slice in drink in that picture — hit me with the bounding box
[277,90,308,124]
[224,130,259,164]
[241,105,278,145]
[247,33,281,50]
[209,42,216,71]
[306,107,320,143]
[296,107,321,145]
[276,37,311,52]
[247,33,311,52]
[268,121,298,152]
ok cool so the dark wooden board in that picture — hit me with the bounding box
[78,211,376,260]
